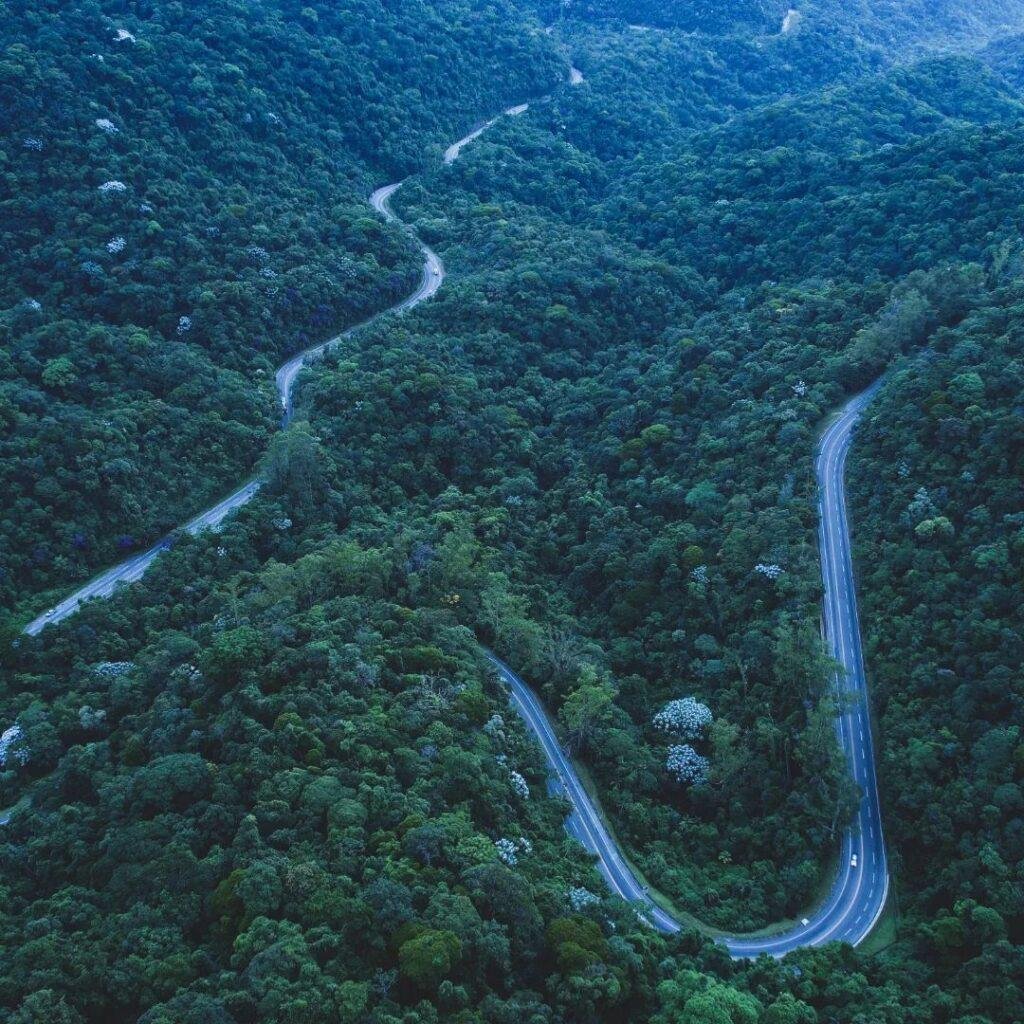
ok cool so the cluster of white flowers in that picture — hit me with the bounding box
[98,180,127,193]
[95,118,119,134]
[494,838,519,865]
[690,565,709,585]
[170,663,203,685]
[792,379,808,397]
[508,769,530,799]
[568,886,600,911]
[272,516,293,531]
[260,267,277,279]
[114,28,136,42]
[22,298,42,312]
[653,696,713,739]
[907,486,936,521]
[23,137,43,151]
[106,235,127,254]
[80,260,104,276]
[755,563,784,580]
[216,546,227,558]
[246,245,270,264]
[177,315,193,334]
[495,836,532,866]
[666,744,710,786]
[93,660,134,678]
[0,725,29,768]
[483,713,505,739]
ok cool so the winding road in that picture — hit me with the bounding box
[488,384,888,955]
[741,383,889,952]
[21,80,888,958]
[24,135,451,637]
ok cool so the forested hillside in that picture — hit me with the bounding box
[849,298,1024,1015]
[379,37,1024,934]
[540,0,1024,51]
[0,0,561,611]
[2,1,1024,1022]
[535,0,782,34]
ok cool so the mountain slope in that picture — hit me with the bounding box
[0,0,561,612]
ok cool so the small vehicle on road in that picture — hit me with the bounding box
[850,854,858,868]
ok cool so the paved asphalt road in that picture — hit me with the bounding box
[24,122,459,637]
[21,82,890,957]
[442,103,530,164]
[488,384,889,956]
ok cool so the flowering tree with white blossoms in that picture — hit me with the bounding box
[495,836,532,866]
[755,563,784,580]
[568,886,600,911]
[93,661,134,679]
[666,744,710,786]
[508,769,530,799]
[653,696,713,739]
[0,725,29,768]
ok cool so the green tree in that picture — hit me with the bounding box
[559,665,616,753]
[260,421,331,515]
[398,928,463,990]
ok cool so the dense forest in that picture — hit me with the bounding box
[849,302,1024,1017]
[0,0,562,610]
[381,21,1024,934]
[533,0,1024,51]
[2,0,1024,1022]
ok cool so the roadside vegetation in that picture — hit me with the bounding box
[0,0,562,609]
[1,1,1023,1022]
